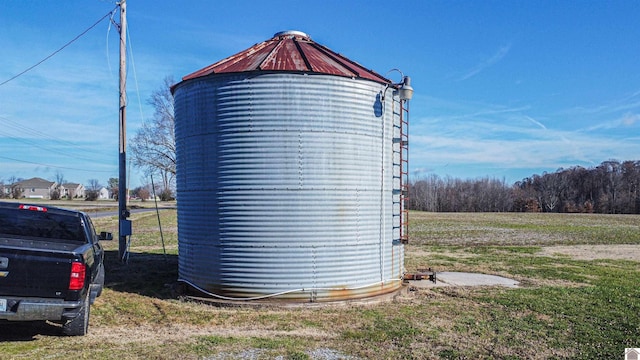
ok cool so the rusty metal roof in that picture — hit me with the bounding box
[181,31,391,84]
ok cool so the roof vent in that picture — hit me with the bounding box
[274,30,310,39]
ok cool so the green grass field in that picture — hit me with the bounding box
[1,210,638,359]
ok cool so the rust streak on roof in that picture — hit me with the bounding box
[181,31,391,85]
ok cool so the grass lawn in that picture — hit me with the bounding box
[0,210,638,359]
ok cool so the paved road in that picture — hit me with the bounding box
[89,207,173,218]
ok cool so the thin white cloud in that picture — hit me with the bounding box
[560,89,639,136]
[408,94,636,183]
[584,112,640,131]
[566,90,640,117]
[621,112,639,126]
[524,116,547,130]
[411,128,624,178]
[457,44,511,81]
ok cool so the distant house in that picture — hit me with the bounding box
[13,177,57,199]
[98,187,110,200]
[62,183,85,198]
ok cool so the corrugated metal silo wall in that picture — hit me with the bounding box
[174,73,404,301]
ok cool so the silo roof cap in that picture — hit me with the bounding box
[179,30,391,85]
[273,30,310,39]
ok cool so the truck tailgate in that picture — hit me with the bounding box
[0,238,84,299]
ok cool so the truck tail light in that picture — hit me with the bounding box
[18,204,48,212]
[69,262,86,291]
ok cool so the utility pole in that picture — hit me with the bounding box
[118,0,131,261]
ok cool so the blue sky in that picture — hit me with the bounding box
[1,0,639,188]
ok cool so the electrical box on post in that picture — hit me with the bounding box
[120,219,132,236]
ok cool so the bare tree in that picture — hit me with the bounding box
[409,174,513,212]
[132,185,151,201]
[409,159,640,214]
[51,171,66,200]
[85,179,102,201]
[107,177,118,200]
[621,160,640,213]
[7,176,24,199]
[87,179,101,191]
[130,76,176,195]
[54,171,66,186]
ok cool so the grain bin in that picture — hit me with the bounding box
[172,31,411,302]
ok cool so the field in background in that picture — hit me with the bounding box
[1,210,638,359]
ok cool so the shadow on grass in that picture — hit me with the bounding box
[103,250,178,300]
[0,321,60,341]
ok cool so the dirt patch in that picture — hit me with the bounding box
[411,244,640,262]
[539,244,640,261]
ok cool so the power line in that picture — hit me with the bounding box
[0,115,110,163]
[0,131,110,165]
[0,155,113,173]
[0,114,116,174]
[0,6,118,87]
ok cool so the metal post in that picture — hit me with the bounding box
[118,0,129,261]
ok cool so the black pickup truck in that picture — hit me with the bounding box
[0,201,112,336]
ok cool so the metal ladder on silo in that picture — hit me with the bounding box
[392,98,409,244]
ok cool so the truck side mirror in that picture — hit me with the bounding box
[99,232,113,241]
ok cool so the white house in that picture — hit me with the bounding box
[98,187,110,200]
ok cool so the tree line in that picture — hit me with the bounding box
[408,160,640,214]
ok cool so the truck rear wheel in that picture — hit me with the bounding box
[63,292,90,336]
